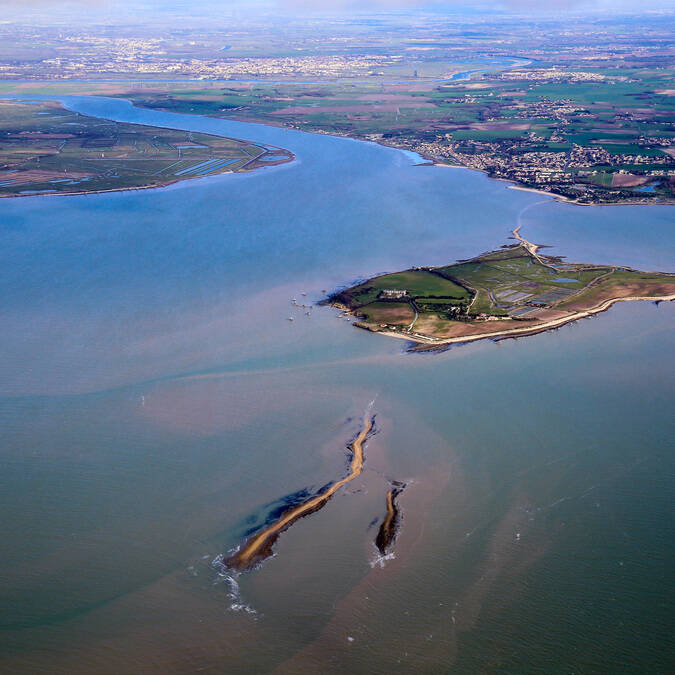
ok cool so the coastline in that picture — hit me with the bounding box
[426,159,673,207]
[367,293,675,348]
[6,90,668,206]
[0,174,225,200]
[0,151,295,200]
[0,94,296,199]
[230,122,674,207]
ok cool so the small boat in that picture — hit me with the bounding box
[288,317,294,322]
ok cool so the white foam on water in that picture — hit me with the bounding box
[369,551,396,569]
[220,573,257,615]
[210,553,257,615]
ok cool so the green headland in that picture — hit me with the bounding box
[328,228,675,346]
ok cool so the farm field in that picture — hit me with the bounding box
[0,99,291,197]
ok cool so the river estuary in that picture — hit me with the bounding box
[0,93,673,673]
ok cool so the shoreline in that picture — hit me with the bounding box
[0,150,295,200]
[426,159,673,207]
[5,91,669,207]
[367,293,675,348]
[234,123,673,207]
[0,95,295,199]
[0,153,295,200]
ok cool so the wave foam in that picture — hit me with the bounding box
[211,554,257,615]
[369,551,396,569]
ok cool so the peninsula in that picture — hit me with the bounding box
[328,229,675,347]
[0,99,292,197]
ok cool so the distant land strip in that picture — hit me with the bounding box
[0,99,293,198]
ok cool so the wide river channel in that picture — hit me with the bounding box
[1,94,674,674]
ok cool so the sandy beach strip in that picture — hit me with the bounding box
[368,293,675,347]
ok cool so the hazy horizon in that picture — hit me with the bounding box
[3,0,674,24]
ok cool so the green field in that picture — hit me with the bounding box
[341,270,469,304]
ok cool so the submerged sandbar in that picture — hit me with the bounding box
[375,483,405,556]
[225,414,374,572]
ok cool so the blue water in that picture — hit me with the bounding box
[0,96,673,674]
